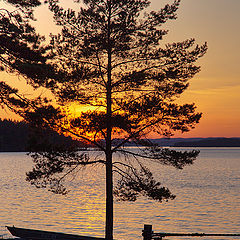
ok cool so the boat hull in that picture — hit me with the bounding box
[6,226,105,240]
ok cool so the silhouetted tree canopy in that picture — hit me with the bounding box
[0,0,207,239]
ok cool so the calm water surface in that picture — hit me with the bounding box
[0,148,239,239]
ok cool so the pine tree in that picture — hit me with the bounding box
[0,1,207,239]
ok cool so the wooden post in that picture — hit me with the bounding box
[143,225,152,240]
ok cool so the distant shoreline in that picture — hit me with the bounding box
[172,137,240,147]
[1,120,240,151]
[1,137,240,152]
[121,137,240,147]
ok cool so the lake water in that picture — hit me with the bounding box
[0,148,240,240]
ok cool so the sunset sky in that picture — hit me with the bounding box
[0,0,239,138]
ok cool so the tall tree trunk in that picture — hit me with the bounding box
[105,60,113,240]
[105,1,113,239]
[105,149,113,240]
[105,77,113,240]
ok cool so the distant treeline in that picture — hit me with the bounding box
[0,119,84,152]
[0,119,29,151]
[1,119,240,151]
[173,138,240,147]
[122,137,240,147]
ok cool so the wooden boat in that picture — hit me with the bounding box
[6,226,105,240]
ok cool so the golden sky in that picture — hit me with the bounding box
[0,0,239,137]
[153,0,240,137]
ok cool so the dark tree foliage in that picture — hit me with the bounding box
[0,0,207,239]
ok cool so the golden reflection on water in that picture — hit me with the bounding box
[0,149,240,240]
